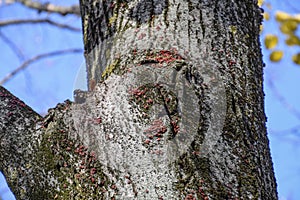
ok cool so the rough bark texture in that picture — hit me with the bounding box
[0,0,277,199]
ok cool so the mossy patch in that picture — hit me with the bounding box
[35,101,110,199]
[101,58,121,79]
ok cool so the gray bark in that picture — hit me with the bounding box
[0,0,277,199]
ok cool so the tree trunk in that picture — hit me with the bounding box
[0,0,277,199]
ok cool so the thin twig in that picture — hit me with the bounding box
[0,30,25,61]
[269,124,300,135]
[0,48,83,85]
[0,18,81,32]
[267,78,300,120]
[280,0,300,13]
[15,0,80,16]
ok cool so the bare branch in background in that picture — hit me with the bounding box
[0,48,83,85]
[267,78,300,120]
[270,124,300,136]
[0,0,14,5]
[0,18,81,32]
[14,0,80,16]
[284,0,300,13]
[0,30,25,62]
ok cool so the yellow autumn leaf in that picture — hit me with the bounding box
[270,50,283,62]
[275,11,292,22]
[294,14,300,23]
[258,0,264,7]
[285,35,300,46]
[266,3,272,10]
[229,26,237,34]
[260,25,263,34]
[292,53,300,65]
[264,12,270,21]
[264,34,278,49]
[280,20,298,34]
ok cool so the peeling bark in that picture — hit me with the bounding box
[0,0,277,199]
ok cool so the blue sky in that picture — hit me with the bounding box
[0,1,300,199]
[262,1,300,199]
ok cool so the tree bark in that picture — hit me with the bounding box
[0,0,277,199]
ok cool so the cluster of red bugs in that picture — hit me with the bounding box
[128,83,176,112]
[129,87,147,98]
[128,85,156,111]
[90,117,102,124]
[145,49,184,65]
[171,119,180,134]
[128,83,181,147]
[138,33,147,40]
[143,119,168,144]
[73,145,100,184]
[48,126,104,188]
[184,193,196,200]
[198,179,209,200]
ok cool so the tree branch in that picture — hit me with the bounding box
[0,18,81,32]
[0,48,83,85]
[267,78,300,120]
[0,30,25,61]
[284,0,300,13]
[270,124,300,136]
[0,86,43,199]
[14,0,80,16]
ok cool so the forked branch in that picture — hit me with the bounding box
[14,0,80,16]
